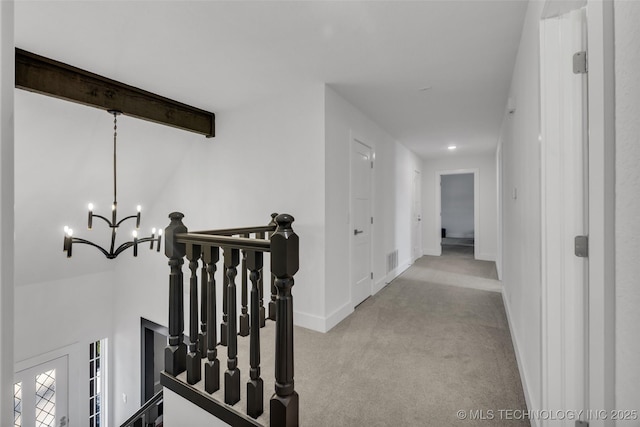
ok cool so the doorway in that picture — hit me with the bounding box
[350,137,373,308]
[540,6,588,423]
[141,318,169,403]
[411,169,422,262]
[436,170,479,259]
[14,355,69,427]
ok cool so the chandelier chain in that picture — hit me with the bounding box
[113,112,118,205]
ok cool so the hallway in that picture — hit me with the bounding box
[207,255,527,426]
[295,255,523,425]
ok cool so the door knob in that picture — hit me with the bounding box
[354,229,364,235]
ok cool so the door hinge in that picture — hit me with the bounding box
[370,272,373,280]
[575,235,588,257]
[573,51,587,74]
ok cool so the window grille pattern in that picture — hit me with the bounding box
[90,341,103,427]
[35,369,56,427]
[14,382,22,427]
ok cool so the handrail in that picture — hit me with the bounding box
[175,233,271,252]
[119,389,163,427]
[194,224,276,236]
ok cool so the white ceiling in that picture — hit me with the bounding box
[15,0,528,159]
[13,0,528,285]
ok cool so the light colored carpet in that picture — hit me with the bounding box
[187,257,526,426]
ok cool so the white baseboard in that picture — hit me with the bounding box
[294,303,354,333]
[476,252,496,262]
[423,247,441,256]
[501,289,537,427]
[324,302,353,332]
[293,310,325,332]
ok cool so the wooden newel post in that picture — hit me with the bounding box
[165,212,187,376]
[267,213,278,321]
[270,214,299,427]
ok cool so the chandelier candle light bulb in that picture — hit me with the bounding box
[62,110,162,259]
[88,203,94,229]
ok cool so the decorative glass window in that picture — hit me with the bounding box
[35,369,56,427]
[14,382,22,427]
[89,340,105,427]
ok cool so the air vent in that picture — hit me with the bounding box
[387,250,398,273]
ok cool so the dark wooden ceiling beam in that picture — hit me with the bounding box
[15,48,215,138]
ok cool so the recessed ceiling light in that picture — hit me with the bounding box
[448,145,457,150]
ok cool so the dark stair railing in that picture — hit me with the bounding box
[160,212,299,427]
[119,390,163,427]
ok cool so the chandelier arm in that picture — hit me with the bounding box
[115,214,138,228]
[113,236,160,258]
[70,238,111,258]
[91,214,115,228]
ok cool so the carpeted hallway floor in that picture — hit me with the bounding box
[201,251,528,426]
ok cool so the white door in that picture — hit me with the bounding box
[540,7,588,425]
[411,170,422,262]
[14,355,69,427]
[351,138,373,307]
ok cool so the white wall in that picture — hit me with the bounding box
[421,154,497,261]
[614,0,640,418]
[0,2,14,424]
[496,0,544,416]
[441,173,474,238]
[324,86,422,331]
[163,388,229,427]
[111,84,326,423]
[14,271,115,427]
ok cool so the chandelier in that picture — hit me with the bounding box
[63,110,161,259]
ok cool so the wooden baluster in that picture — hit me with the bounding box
[246,250,264,418]
[239,234,250,337]
[267,213,278,321]
[220,261,229,346]
[224,247,241,405]
[204,246,220,393]
[164,212,187,376]
[199,252,207,358]
[257,231,267,328]
[270,214,299,426]
[186,243,202,384]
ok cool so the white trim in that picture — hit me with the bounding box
[411,169,422,263]
[0,2,15,426]
[348,132,375,310]
[293,310,326,332]
[422,247,441,257]
[502,289,538,427]
[435,169,480,259]
[15,343,82,427]
[585,1,616,425]
[475,252,496,262]
[324,302,354,332]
